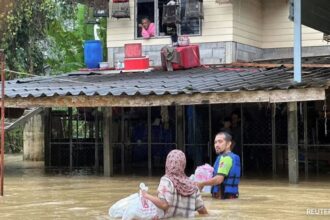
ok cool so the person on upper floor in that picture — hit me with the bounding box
[139,17,155,39]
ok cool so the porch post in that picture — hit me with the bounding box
[148,107,152,176]
[103,107,113,176]
[240,104,244,176]
[44,108,51,167]
[94,108,99,171]
[121,107,125,174]
[176,105,184,150]
[303,102,308,178]
[208,104,212,164]
[287,102,299,184]
[293,0,302,83]
[69,107,73,171]
[272,103,276,175]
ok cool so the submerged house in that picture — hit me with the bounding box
[2,0,330,183]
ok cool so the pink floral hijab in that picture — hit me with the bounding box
[165,150,197,196]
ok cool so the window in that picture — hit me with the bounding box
[136,0,201,38]
[179,0,201,35]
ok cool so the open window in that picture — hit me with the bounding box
[136,0,201,38]
[180,0,202,35]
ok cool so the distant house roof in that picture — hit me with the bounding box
[2,66,329,107]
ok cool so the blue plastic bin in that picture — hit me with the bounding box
[84,40,103,68]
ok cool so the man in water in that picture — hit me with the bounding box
[197,132,241,199]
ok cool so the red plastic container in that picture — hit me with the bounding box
[124,57,149,70]
[172,45,200,70]
[124,43,142,58]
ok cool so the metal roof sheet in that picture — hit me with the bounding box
[2,66,330,99]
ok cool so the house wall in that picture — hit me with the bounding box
[233,0,262,48]
[261,0,328,48]
[106,0,330,66]
[107,0,234,66]
[107,0,233,47]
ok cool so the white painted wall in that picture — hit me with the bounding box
[107,0,330,52]
[261,0,328,48]
[107,0,234,47]
[233,0,262,48]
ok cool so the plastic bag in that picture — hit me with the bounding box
[122,192,159,220]
[194,163,214,193]
[109,193,139,218]
[109,183,162,220]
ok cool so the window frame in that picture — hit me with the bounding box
[134,0,202,39]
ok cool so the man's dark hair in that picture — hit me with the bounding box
[215,131,232,142]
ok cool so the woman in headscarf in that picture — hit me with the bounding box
[142,149,208,218]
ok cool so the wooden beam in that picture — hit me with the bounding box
[303,102,308,178]
[94,108,99,171]
[208,104,212,164]
[176,105,184,150]
[44,108,51,167]
[147,107,152,176]
[271,103,276,176]
[288,102,299,184]
[120,107,125,174]
[103,107,113,177]
[231,62,330,68]
[69,107,73,172]
[3,88,325,108]
[240,104,244,177]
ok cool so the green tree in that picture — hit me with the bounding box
[46,4,107,74]
[0,0,107,76]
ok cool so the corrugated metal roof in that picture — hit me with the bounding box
[255,55,330,64]
[3,66,330,99]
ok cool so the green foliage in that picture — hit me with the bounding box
[1,0,56,74]
[46,4,107,74]
[1,0,107,76]
[5,127,24,153]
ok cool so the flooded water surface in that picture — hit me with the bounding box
[1,154,330,220]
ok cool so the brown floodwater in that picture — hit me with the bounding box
[1,154,330,220]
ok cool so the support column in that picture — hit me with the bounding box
[44,108,51,167]
[121,107,125,174]
[272,103,277,176]
[303,102,308,178]
[288,102,299,184]
[148,107,152,176]
[240,104,244,176]
[94,108,99,171]
[68,107,73,171]
[208,104,212,164]
[103,107,113,177]
[176,105,184,150]
[23,113,45,161]
[293,0,302,83]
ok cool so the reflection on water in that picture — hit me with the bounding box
[1,154,330,220]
